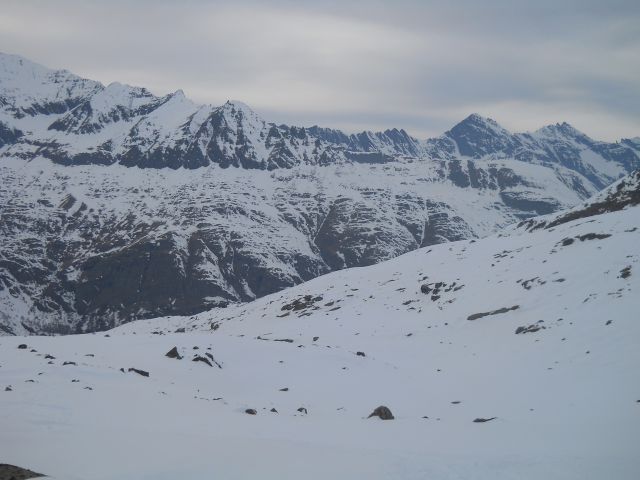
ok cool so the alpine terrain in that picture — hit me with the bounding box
[1,53,639,335]
[1,168,639,479]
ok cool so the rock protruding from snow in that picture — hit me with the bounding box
[368,406,394,420]
[165,347,182,359]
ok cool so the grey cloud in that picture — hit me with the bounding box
[1,0,638,140]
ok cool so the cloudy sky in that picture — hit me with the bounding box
[1,0,639,140]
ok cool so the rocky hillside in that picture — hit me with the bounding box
[1,171,638,479]
[0,52,639,335]
[517,169,640,231]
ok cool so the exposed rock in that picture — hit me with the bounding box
[128,367,149,377]
[17,344,27,349]
[619,266,632,279]
[467,305,520,321]
[368,405,394,420]
[205,352,223,369]
[192,355,213,367]
[473,417,497,423]
[297,407,308,414]
[356,351,366,357]
[515,324,545,334]
[0,464,44,479]
[165,346,182,359]
[245,409,257,415]
[577,233,611,241]
[281,295,323,312]
[63,361,76,366]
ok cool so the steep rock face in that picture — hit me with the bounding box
[0,121,22,148]
[444,114,521,158]
[0,156,595,335]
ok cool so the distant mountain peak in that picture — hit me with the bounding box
[534,121,587,140]
[455,113,504,130]
[223,99,256,113]
[443,113,516,158]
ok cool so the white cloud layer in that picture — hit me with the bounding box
[1,0,639,140]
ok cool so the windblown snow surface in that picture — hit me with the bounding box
[1,180,639,479]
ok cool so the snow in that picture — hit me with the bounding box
[0,150,598,334]
[2,51,636,189]
[0,53,101,112]
[1,52,639,477]
[1,200,639,479]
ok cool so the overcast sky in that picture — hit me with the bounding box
[1,0,639,140]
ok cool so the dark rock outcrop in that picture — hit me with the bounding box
[368,405,394,420]
[473,417,497,423]
[467,305,520,321]
[0,464,44,480]
[165,346,182,359]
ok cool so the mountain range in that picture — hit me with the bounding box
[0,52,639,335]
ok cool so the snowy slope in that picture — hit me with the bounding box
[0,155,598,335]
[1,179,638,479]
[516,169,640,232]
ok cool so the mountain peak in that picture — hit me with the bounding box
[453,113,506,132]
[443,113,517,158]
[219,100,265,126]
[90,82,155,111]
[0,51,102,116]
[534,121,587,140]
[223,99,255,113]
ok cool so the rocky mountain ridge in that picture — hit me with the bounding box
[1,52,638,183]
[0,52,639,335]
